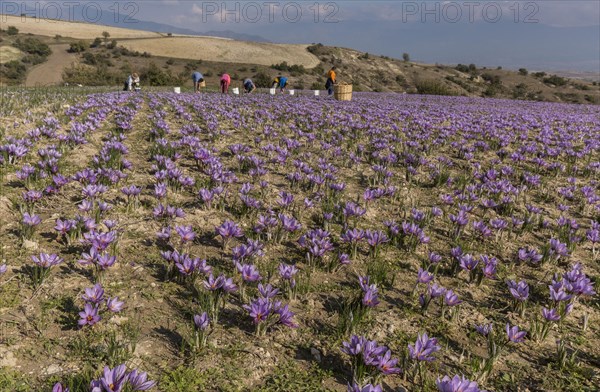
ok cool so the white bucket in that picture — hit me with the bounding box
[289,90,295,96]
[232,87,240,95]
[174,87,181,94]
[314,90,320,96]
[269,88,276,95]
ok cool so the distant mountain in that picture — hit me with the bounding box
[2,8,269,42]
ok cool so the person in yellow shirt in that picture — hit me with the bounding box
[326,66,336,96]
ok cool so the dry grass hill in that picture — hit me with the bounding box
[1,15,598,104]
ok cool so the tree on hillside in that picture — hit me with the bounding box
[403,53,410,62]
[102,31,110,42]
[518,68,528,76]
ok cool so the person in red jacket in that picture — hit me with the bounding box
[220,73,231,94]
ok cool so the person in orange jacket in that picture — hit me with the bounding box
[326,66,337,96]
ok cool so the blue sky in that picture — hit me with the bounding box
[134,0,600,72]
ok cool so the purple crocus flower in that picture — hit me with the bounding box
[258,283,279,299]
[82,284,105,303]
[31,253,63,268]
[52,383,70,392]
[417,268,434,284]
[128,369,157,391]
[507,280,529,302]
[78,303,101,327]
[347,383,382,392]
[100,364,128,392]
[193,312,210,330]
[275,304,298,328]
[506,323,527,343]
[175,225,195,243]
[444,290,462,306]
[245,297,271,324]
[436,375,483,392]
[22,212,42,227]
[107,297,125,312]
[542,307,561,322]
[376,349,402,375]
[408,332,440,362]
[238,263,262,282]
[474,323,493,337]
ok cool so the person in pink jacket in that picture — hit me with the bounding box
[220,73,231,94]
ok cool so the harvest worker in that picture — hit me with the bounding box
[192,71,204,93]
[272,75,288,94]
[326,66,337,96]
[243,78,256,93]
[124,73,140,92]
[220,73,231,94]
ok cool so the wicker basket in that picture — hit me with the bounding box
[334,84,353,101]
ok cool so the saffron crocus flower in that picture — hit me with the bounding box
[276,304,298,328]
[31,253,63,268]
[362,286,380,307]
[416,268,434,284]
[507,280,529,302]
[216,220,244,247]
[347,383,383,392]
[0,263,7,275]
[128,369,157,391]
[194,312,210,330]
[506,323,527,343]
[444,290,462,306]
[82,284,105,303]
[237,263,262,282]
[258,283,279,298]
[175,225,195,243]
[22,212,42,227]
[78,303,101,327]
[278,263,298,283]
[474,323,493,337]
[376,349,402,374]
[408,332,440,362]
[107,297,125,312]
[436,374,482,392]
[100,364,128,392]
[542,307,560,322]
[244,297,271,324]
[52,383,70,392]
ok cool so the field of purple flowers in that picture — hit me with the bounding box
[0,89,599,391]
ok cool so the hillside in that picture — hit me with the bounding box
[0,16,598,104]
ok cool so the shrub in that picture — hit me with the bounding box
[90,37,103,48]
[141,62,178,86]
[253,72,272,88]
[518,68,528,76]
[403,53,410,62]
[310,81,322,90]
[107,40,117,50]
[481,73,502,85]
[455,64,468,73]
[543,75,567,87]
[415,80,457,96]
[13,38,52,57]
[68,41,88,53]
[2,60,27,81]
[7,26,19,35]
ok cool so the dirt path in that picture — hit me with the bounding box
[25,44,78,87]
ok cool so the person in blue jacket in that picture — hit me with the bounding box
[272,75,288,94]
[192,71,204,93]
[243,78,256,93]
